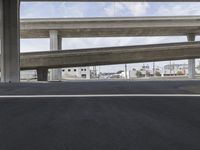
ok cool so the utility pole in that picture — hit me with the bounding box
[98,66,101,79]
[170,61,172,76]
[125,64,128,79]
[153,62,155,76]
[93,66,97,78]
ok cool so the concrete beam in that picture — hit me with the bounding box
[20,16,200,38]
[0,0,20,82]
[49,30,62,81]
[20,42,200,70]
[187,34,196,79]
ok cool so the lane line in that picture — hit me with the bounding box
[0,94,199,98]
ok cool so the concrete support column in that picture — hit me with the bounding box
[187,34,196,79]
[49,30,62,81]
[37,68,48,81]
[0,0,20,82]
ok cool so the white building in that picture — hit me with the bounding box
[164,64,188,76]
[129,65,161,79]
[19,67,90,81]
[163,63,200,76]
[62,67,90,79]
[129,68,137,78]
[20,70,37,81]
[140,65,153,76]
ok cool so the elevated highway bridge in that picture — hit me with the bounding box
[21,16,200,38]
[20,16,200,80]
[20,41,200,80]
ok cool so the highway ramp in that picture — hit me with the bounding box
[20,42,200,70]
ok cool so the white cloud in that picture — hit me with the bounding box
[20,39,49,52]
[154,3,200,16]
[20,2,86,18]
[126,2,149,16]
[104,2,149,17]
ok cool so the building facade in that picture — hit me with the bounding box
[163,64,188,76]
[62,67,90,79]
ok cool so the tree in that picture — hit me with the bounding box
[155,71,161,76]
[136,71,142,78]
[177,71,184,76]
[146,71,151,77]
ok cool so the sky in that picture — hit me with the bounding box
[20,2,200,73]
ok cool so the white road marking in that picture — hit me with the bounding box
[0,94,199,98]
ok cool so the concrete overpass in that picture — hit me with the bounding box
[20,41,200,81]
[21,16,200,38]
[20,16,200,80]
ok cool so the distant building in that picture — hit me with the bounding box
[20,70,37,80]
[140,65,153,77]
[163,63,200,76]
[99,72,115,79]
[98,70,126,79]
[19,67,91,81]
[129,65,161,78]
[90,67,98,79]
[129,68,137,78]
[163,64,188,76]
[196,65,200,74]
[62,67,90,79]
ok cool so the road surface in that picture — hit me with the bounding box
[0,81,200,150]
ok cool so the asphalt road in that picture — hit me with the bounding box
[0,81,200,150]
[0,80,200,95]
